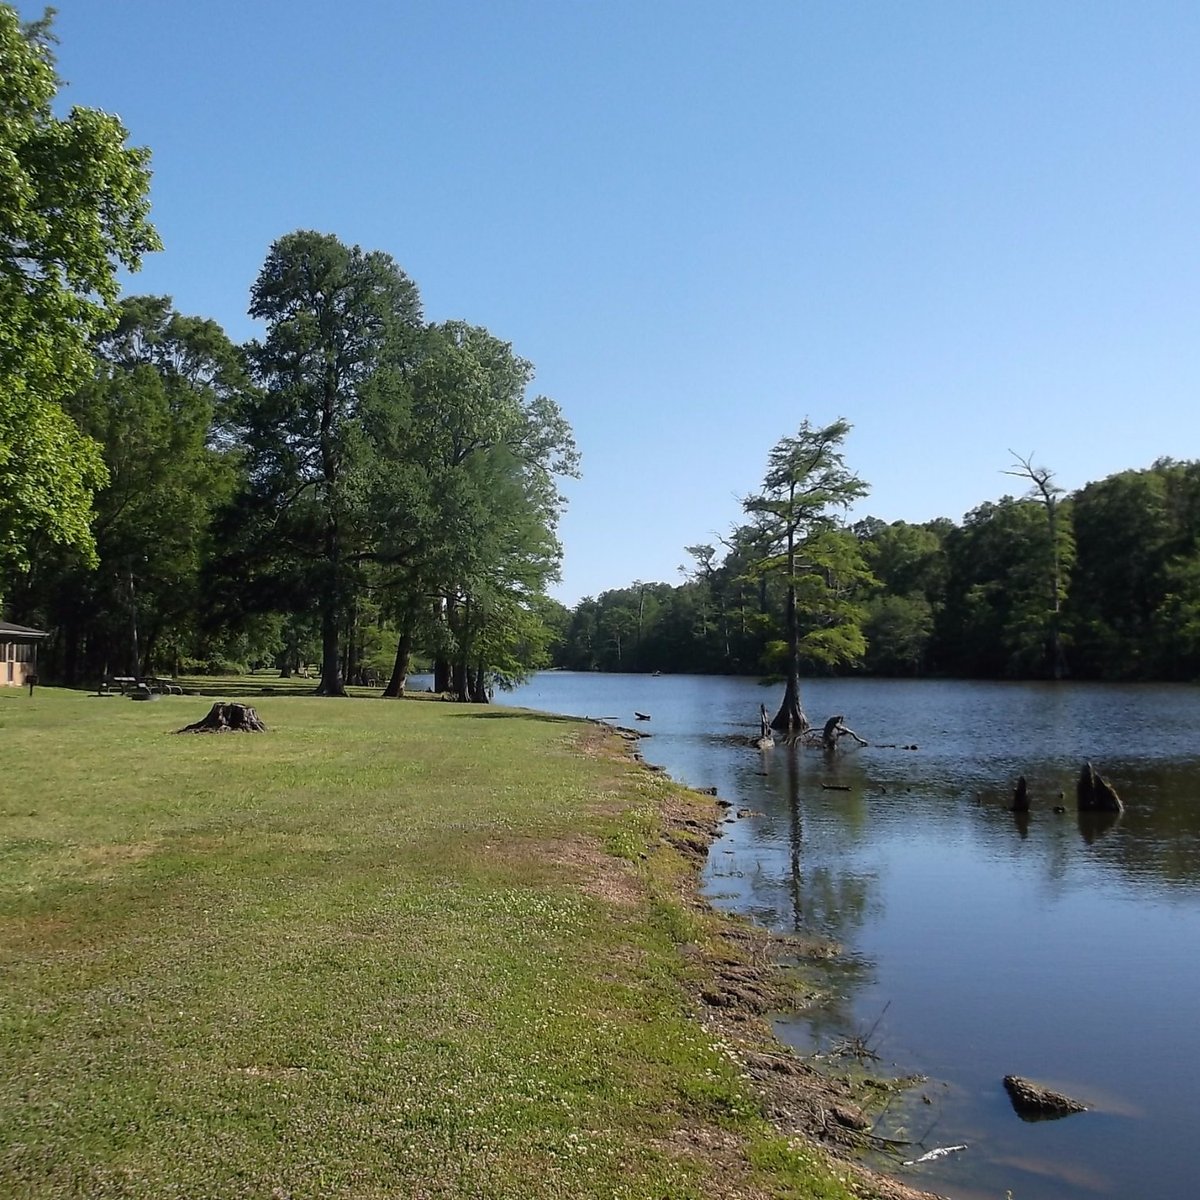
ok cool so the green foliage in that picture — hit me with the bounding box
[1067,459,1200,679]
[397,321,577,697]
[241,230,424,694]
[861,593,934,675]
[743,419,870,722]
[936,496,1075,677]
[0,5,160,572]
[553,456,1200,684]
[8,297,246,681]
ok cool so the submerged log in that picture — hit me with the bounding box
[176,702,268,734]
[1076,762,1123,813]
[1003,1075,1087,1121]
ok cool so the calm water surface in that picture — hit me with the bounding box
[498,672,1200,1200]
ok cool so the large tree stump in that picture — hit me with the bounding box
[176,703,268,734]
[1076,762,1123,813]
[1011,775,1030,813]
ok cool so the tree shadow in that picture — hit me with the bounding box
[462,708,582,725]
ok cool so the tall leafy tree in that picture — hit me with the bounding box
[1067,460,1200,678]
[936,497,1070,677]
[743,418,870,732]
[394,321,577,700]
[12,298,245,681]
[244,231,423,696]
[856,519,947,675]
[0,5,159,578]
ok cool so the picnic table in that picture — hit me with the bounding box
[100,675,184,696]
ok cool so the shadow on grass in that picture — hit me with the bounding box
[463,708,582,725]
[65,680,390,701]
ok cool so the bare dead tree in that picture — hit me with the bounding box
[1004,451,1068,680]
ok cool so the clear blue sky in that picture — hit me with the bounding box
[42,0,1200,604]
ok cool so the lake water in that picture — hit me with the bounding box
[496,672,1200,1200]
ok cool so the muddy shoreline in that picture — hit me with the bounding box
[611,720,943,1200]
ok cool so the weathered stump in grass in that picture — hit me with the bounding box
[176,702,268,734]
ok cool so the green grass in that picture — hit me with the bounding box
[0,687,860,1199]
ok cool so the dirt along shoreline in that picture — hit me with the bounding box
[601,718,943,1200]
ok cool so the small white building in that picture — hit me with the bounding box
[0,621,47,687]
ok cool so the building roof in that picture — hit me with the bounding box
[0,621,48,639]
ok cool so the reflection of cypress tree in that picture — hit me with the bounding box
[780,747,875,943]
[786,750,804,931]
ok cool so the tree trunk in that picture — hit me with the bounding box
[316,597,346,696]
[434,656,451,693]
[468,663,489,703]
[771,674,809,733]
[345,595,360,685]
[382,631,413,698]
[771,521,810,733]
[142,622,160,679]
[63,616,80,686]
[451,660,469,702]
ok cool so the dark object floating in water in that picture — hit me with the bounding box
[1003,1075,1087,1121]
[634,711,651,721]
[821,783,851,791]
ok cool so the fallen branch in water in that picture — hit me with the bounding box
[902,1144,968,1166]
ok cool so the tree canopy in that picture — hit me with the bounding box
[743,418,870,731]
[0,4,160,574]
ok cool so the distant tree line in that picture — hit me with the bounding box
[551,455,1200,683]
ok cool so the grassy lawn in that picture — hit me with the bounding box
[0,686,864,1200]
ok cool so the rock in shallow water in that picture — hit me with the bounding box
[1003,1075,1088,1121]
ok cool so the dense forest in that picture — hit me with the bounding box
[3,6,1199,693]
[0,8,575,699]
[551,454,1200,683]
